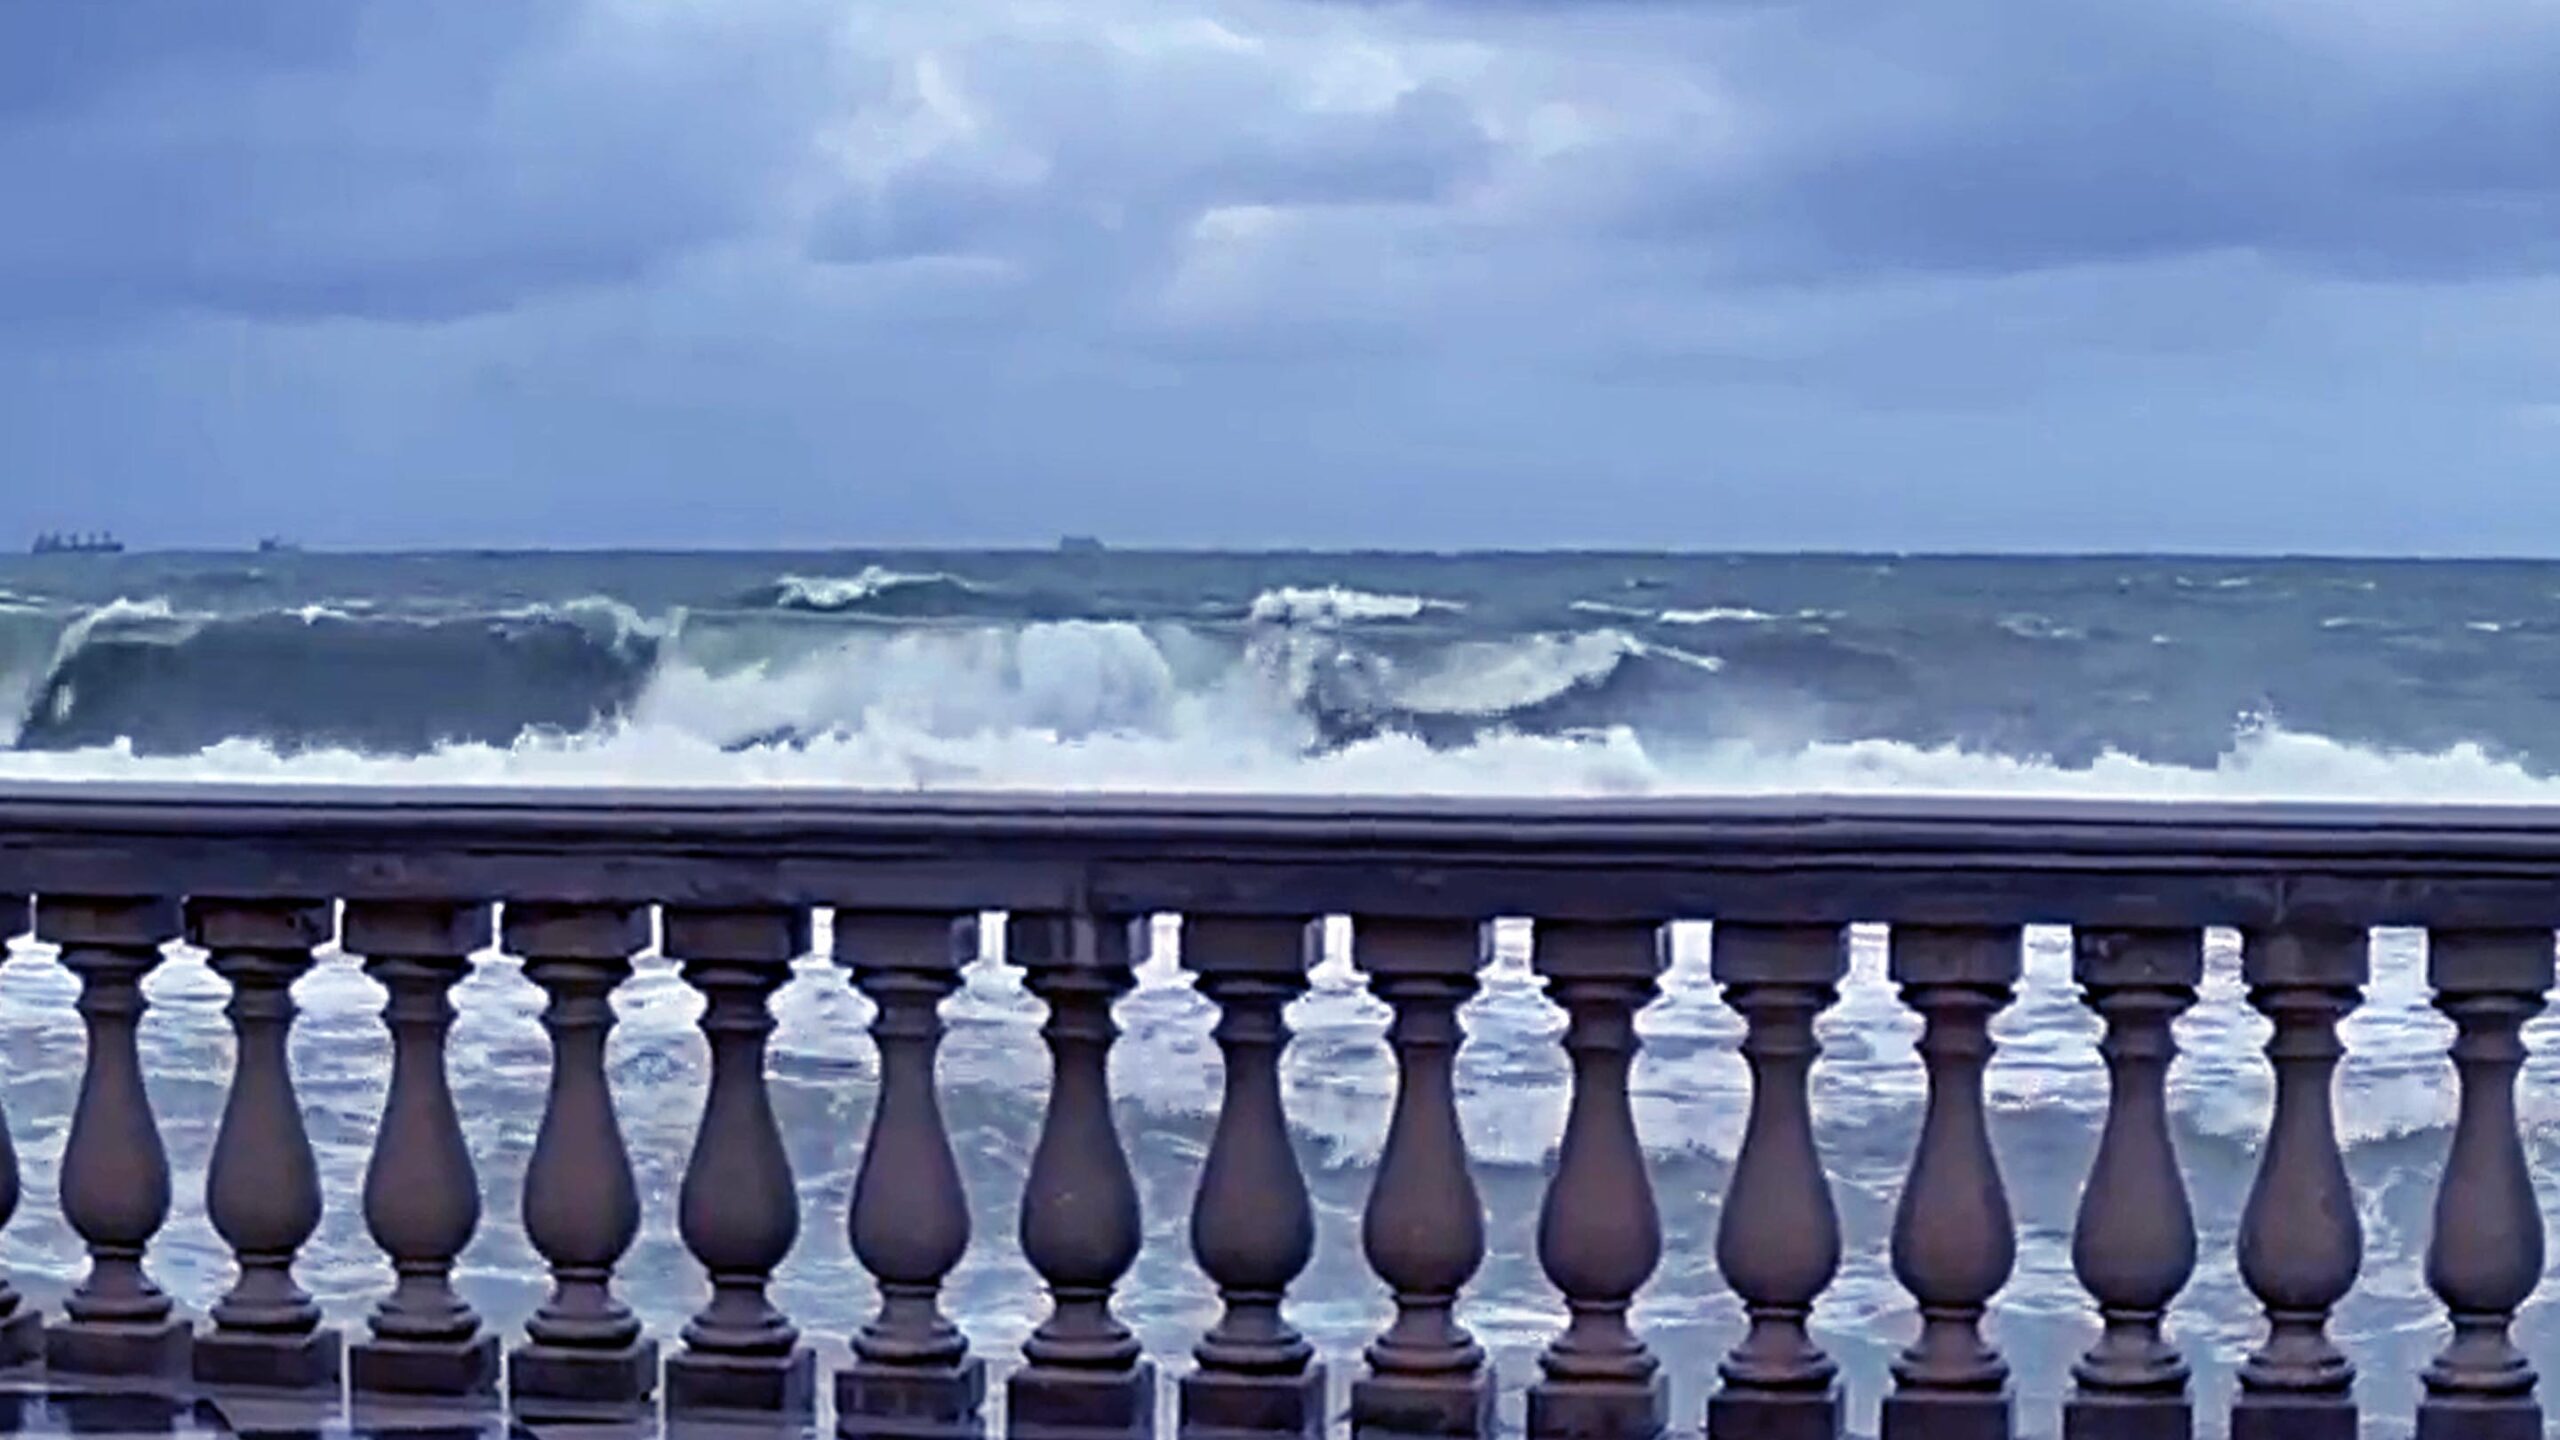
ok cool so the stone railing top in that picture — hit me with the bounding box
[3,781,2560,928]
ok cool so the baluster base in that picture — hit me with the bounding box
[2417,1395,2542,1440]
[1527,1374,1666,1440]
[41,1388,185,1434]
[1881,1389,2011,1440]
[837,1356,988,1437]
[349,1333,501,1400]
[1180,1364,1326,1438]
[1350,1369,1495,1439]
[2063,1393,2189,1440]
[1009,1361,1157,1438]
[667,1345,817,1420]
[2229,1393,2354,1440]
[191,1387,342,1437]
[193,1325,344,1392]
[0,1308,39,1369]
[45,1316,192,1380]
[509,1337,660,1414]
[1706,1383,1842,1440]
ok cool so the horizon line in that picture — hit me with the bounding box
[19,542,2560,564]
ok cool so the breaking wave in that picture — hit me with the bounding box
[10,597,661,756]
[745,568,993,615]
[7,583,2560,805]
[1244,585,1464,626]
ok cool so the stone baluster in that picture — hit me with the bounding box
[1181,916,1325,1439]
[1352,918,1495,1440]
[2232,925,2365,1440]
[835,911,986,1438]
[347,901,500,1400]
[190,898,340,1391]
[0,894,34,1367]
[1707,923,1846,1440]
[1529,922,1668,1440]
[2065,929,2201,1440]
[1009,911,1153,1438]
[1884,925,2021,1440]
[665,905,817,1419]
[503,904,656,1415]
[2416,928,2550,1440]
[40,895,191,1378]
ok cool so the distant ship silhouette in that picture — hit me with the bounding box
[30,531,125,555]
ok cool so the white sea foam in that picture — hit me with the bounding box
[764,567,977,612]
[1565,599,1656,621]
[2,692,2556,808]
[491,594,670,650]
[1245,585,1462,626]
[1568,600,1832,627]
[1657,605,1779,625]
[1997,613,2083,641]
[1384,630,1641,715]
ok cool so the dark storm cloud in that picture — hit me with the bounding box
[0,0,838,322]
[4,0,2560,550]
[1597,0,2560,281]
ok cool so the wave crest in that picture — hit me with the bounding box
[1245,586,1464,627]
[745,568,990,615]
[14,596,660,756]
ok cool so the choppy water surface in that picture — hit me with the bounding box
[0,918,2532,1438]
[14,550,2560,798]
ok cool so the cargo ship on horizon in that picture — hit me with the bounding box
[30,531,125,555]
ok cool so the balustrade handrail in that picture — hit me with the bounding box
[0,781,2552,1440]
[7,782,2560,925]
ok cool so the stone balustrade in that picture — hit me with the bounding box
[0,783,2552,1439]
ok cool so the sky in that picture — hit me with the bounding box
[4,0,2559,553]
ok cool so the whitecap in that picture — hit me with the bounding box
[758,568,982,613]
[1656,606,1778,625]
[1244,586,1462,627]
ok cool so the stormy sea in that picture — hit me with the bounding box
[4,547,2558,1437]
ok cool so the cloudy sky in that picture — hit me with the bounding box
[5,0,2558,552]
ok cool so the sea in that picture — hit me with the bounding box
[4,547,2560,1437]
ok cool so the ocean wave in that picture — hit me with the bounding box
[1996,614,2084,642]
[1660,606,1781,625]
[635,621,1193,750]
[1568,599,1834,627]
[1565,600,1655,622]
[745,568,988,614]
[0,595,2532,801]
[13,596,661,756]
[11,588,2560,808]
[1385,631,1649,716]
[1245,585,1463,627]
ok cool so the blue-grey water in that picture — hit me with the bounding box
[2,548,2557,1436]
